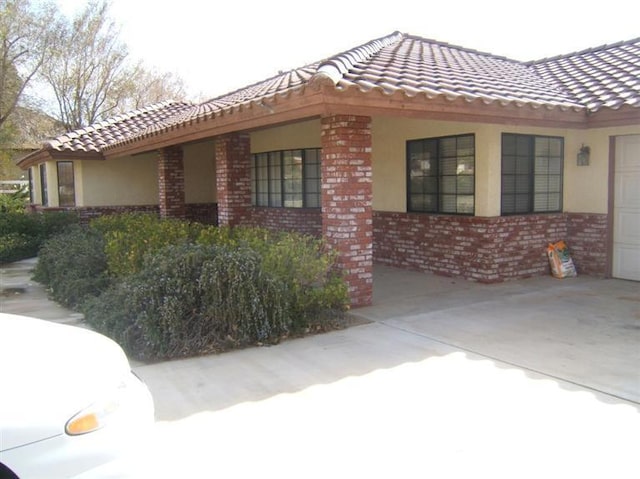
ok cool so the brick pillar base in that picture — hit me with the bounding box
[158,146,185,219]
[216,133,251,227]
[321,115,373,307]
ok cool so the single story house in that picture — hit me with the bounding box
[17,32,640,307]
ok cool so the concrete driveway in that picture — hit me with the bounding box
[2,260,639,478]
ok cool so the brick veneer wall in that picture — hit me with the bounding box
[215,133,251,227]
[76,205,159,224]
[59,203,217,225]
[321,115,373,307]
[374,212,607,282]
[247,207,322,237]
[158,146,186,219]
[566,213,608,276]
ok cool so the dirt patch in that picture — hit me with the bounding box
[0,287,26,297]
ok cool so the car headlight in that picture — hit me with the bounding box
[65,384,125,436]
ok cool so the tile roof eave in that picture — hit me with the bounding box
[332,80,586,112]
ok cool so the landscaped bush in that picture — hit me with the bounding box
[30,212,349,360]
[198,226,349,331]
[83,243,289,360]
[0,186,29,213]
[91,212,203,277]
[32,224,110,308]
[0,210,79,263]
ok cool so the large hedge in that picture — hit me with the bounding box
[83,244,291,359]
[32,225,110,308]
[0,211,79,263]
[32,213,349,360]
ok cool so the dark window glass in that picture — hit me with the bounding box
[28,168,34,204]
[57,161,75,207]
[501,134,563,214]
[251,148,321,208]
[407,134,475,215]
[39,164,48,206]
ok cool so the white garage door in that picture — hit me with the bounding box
[613,135,640,281]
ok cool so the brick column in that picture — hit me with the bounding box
[158,146,186,219]
[215,133,251,227]
[321,115,373,307]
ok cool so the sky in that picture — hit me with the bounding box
[56,0,639,101]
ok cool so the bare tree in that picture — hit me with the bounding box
[0,0,56,131]
[124,64,187,111]
[40,1,131,130]
[40,1,188,131]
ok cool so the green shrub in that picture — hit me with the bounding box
[0,186,29,213]
[198,226,349,330]
[91,213,203,277]
[0,211,79,263]
[0,232,40,263]
[83,243,288,360]
[33,225,110,308]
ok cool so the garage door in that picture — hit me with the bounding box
[613,135,640,281]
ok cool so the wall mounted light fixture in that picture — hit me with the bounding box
[577,144,590,166]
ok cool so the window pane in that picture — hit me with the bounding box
[39,164,48,206]
[456,135,474,156]
[502,176,515,194]
[255,153,269,207]
[549,138,562,157]
[516,156,531,175]
[515,175,530,193]
[57,161,75,207]
[253,148,321,209]
[502,135,516,156]
[303,148,321,208]
[440,195,456,213]
[441,157,457,175]
[283,150,302,207]
[548,157,562,175]
[535,156,549,172]
[441,176,456,194]
[439,137,456,158]
[457,176,474,195]
[502,156,516,175]
[501,134,563,214]
[407,135,474,215]
[535,137,550,157]
[457,195,474,214]
[458,156,474,175]
[269,152,282,207]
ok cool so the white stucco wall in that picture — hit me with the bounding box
[184,140,216,203]
[250,119,321,153]
[77,154,158,206]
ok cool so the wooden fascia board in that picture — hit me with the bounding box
[318,86,590,129]
[17,149,104,169]
[585,106,640,128]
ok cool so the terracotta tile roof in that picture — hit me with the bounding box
[28,32,639,158]
[316,33,583,110]
[528,38,640,111]
[43,101,193,153]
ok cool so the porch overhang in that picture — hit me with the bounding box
[103,82,593,159]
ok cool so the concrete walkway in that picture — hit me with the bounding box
[1,259,639,478]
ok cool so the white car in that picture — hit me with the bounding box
[0,313,154,478]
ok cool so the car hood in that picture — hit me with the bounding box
[0,314,132,451]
